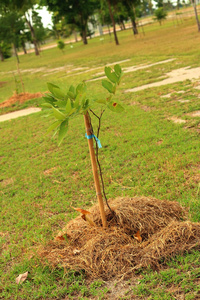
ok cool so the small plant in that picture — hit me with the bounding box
[154,8,167,25]
[42,64,124,227]
[57,40,65,52]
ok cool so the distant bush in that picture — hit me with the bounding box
[154,8,167,25]
[1,42,12,59]
[57,40,65,52]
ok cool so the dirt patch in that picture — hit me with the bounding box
[1,178,14,187]
[125,66,200,93]
[187,110,200,117]
[168,116,186,124]
[0,92,43,108]
[37,197,200,281]
[0,81,6,88]
[140,105,153,112]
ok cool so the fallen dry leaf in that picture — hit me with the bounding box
[72,207,91,215]
[134,230,142,243]
[16,271,28,284]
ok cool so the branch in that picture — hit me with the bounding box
[89,109,115,215]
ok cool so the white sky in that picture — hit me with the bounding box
[37,7,53,28]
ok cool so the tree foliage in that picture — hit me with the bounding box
[43,0,99,44]
[154,7,167,25]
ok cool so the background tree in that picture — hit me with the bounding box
[0,0,40,55]
[154,0,164,7]
[106,0,120,45]
[191,0,200,32]
[57,39,65,52]
[19,30,32,55]
[154,7,167,25]
[98,1,113,35]
[121,0,141,35]
[32,10,47,46]
[43,0,99,45]
[0,10,25,63]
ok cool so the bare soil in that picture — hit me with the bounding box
[0,92,43,108]
[125,66,200,93]
[0,81,6,87]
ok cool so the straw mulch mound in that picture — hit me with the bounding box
[0,92,43,108]
[38,197,200,280]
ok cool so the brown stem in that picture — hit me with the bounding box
[84,112,107,227]
[90,109,114,215]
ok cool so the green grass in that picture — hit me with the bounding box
[1,10,200,299]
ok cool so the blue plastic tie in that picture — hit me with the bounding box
[85,133,102,148]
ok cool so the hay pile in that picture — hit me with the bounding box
[39,197,200,279]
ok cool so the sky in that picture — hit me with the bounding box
[37,7,53,28]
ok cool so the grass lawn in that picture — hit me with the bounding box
[0,12,200,299]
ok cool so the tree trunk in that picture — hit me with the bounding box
[107,0,119,45]
[25,14,40,55]
[122,20,126,30]
[82,27,88,44]
[131,18,138,35]
[22,42,27,54]
[13,43,20,64]
[192,0,200,32]
[0,46,4,62]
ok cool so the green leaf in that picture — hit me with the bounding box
[114,64,122,76]
[57,100,67,109]
[47,120,61,134]
[53,107,66,120]
[74,94,80,108]
[102,80,114,94]
[65,100,72,114]
[52,88,65,100]
[67,91,75,100]
[69,85,75,94]
[107,101,124,113]
[58,119,69,146]
[105,67,119,84]
[95,99,107,105]
[82,99,90,112]
[41,103,53,108]
[47,82,65,100]
[43,95,56,105]
[68,107,77,116]
[47,82,59,94]
[76,83,86,94]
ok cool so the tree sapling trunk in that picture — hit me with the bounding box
[84,112,107,228]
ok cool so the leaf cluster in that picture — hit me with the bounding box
[42,64,124,145]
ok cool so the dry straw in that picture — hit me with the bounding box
[38,197,200,280]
